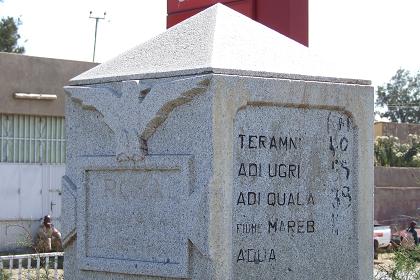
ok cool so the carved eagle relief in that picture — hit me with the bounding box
[65,76,210,161]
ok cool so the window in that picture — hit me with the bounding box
[0,114,65,164]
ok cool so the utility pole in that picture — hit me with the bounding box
[89,11,106,62]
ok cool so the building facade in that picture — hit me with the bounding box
[0,52,96,252]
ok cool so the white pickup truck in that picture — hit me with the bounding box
[374,224,391,248]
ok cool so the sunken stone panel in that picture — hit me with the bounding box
[233,106,357,279]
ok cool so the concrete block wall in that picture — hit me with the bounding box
[374,166,420,229]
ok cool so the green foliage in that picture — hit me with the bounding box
[374,134,420,167]
[0,16,25,53]
[0,268,11,280]
[376,247,420,280]
[376,69,420,123]
[6,224,34,253]
[0,224,63,279]
[393,247,419,273]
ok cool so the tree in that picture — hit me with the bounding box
[374,134,420,167]
[0,16,25,53]
[376,69,420,123]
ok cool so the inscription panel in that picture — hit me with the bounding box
[86,170,184,260]
[77,157,192,278]
[233,106,358,279]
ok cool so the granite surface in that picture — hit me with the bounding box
[75,155,197,278]
[64,74,373,280]
[61,176,77,247]
[233,107,357,279]
[69,4,369,86]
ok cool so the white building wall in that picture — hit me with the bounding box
[0,163,64,252]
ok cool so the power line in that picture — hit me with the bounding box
[386,103,420,106]
[385,102,419,109]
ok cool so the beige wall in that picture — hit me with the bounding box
[0,52,97,117]
[374,166,420,229]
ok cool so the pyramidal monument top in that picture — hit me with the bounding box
[70,4,369,86]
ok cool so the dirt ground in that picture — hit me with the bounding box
[375,252,420,267]
[374,252,395,266]
[374,252,420,280]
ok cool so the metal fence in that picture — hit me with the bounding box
[0,252,63,280]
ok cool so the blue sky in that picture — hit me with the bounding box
[1,0,420,88]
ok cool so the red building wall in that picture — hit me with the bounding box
[167,0,308,46]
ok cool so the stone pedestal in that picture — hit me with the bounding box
[63,4,373,280]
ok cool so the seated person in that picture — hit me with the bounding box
[407,221,419,246]
[35,215,62,252]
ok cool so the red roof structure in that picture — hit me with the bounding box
[167,0,308,46]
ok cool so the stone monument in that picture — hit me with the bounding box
[63,4,373,280]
